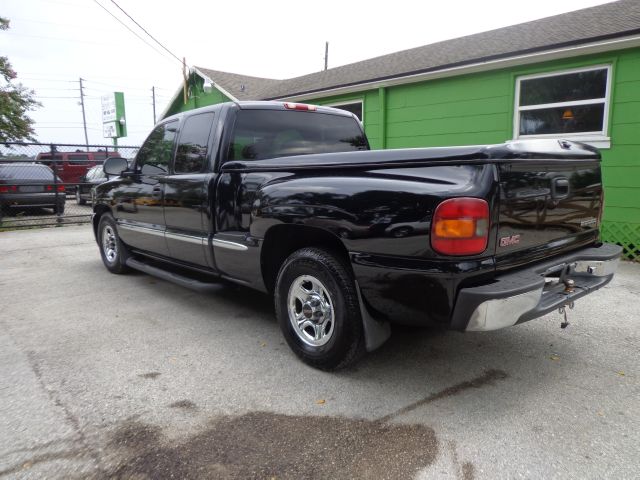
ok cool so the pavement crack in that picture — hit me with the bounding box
[25,350,103,474]
[378,369,508,423]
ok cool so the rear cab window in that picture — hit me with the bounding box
[227,109,368,161]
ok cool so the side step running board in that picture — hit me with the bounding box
[125,258,223,293]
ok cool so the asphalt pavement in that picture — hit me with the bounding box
[0,225,638,479]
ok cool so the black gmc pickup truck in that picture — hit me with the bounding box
[94,101,621,370]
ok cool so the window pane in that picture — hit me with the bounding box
[519,104,604,135]
[0,165,54,180]
[137,121,177,174]
[68,154,90,165]
[174,113,213,174]
[520,69,607,106]
[228,110,367,161]
[332,102,362,120]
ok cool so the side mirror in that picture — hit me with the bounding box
[103,157,129,177]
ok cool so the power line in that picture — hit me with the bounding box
[9,16,120,33]
[4,31,121,47]
[92,0,177,66]
[108,0,183,64]
[37,96,80,99]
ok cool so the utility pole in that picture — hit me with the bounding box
[152,86,157,124]
[324,42,329,71]
[78,77,89,147]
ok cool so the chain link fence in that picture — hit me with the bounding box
[0,142,139,230]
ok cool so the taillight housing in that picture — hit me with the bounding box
[431,197,490,256]
[0,185,17,193]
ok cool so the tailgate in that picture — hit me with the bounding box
[496,156,602,269]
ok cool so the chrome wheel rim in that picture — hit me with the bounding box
[76,190,80,203]
[102,225,118,264]
[288,275,335,347]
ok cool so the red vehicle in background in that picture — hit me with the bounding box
[35,150,122,191]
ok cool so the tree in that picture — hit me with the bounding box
[0,17,40,143]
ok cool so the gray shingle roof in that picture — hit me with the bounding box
[195,0,640,101]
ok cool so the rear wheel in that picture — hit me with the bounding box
[98,213,131,274]
[53,201,65,214]
[275,247,364,370]
[76,189,86,205]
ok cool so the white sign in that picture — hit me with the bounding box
[103,121,118,138]
[101,94,117,123]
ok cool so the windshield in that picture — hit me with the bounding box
[228,110,368,161]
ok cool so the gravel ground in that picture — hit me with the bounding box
[0,225,638,480]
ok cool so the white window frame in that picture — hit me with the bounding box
[323,99,364,123]
[513,65,612,149]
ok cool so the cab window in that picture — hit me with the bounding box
[174,113,214,174]
[136,121,178,175]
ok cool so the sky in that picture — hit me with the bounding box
[1,0,616,146]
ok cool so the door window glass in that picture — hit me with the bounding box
[136,121,178,175]
[174,113,214,174]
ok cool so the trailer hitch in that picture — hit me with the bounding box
[559,301,575,329]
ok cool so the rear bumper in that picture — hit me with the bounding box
[450,243,622,331]
[1,193,65,208]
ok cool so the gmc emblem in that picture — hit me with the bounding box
[500,234,521,247]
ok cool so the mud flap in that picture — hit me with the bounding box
[355,281,391,352]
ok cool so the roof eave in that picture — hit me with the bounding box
[270,31,640,102]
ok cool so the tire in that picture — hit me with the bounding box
[274,247,365,370]
[76,189,86,205]
[97,213,131,274]
[53,202,65,215]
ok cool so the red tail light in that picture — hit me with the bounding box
[0,185,17,193]
[46,184,65,192]
[284,102,317,111]
[57,185,65,192]
[431,198,490,256]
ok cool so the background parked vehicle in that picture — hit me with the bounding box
[36,150,122,192]
[0,163,65,215]
[76,165,107,205]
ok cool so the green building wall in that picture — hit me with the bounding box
[167,47,640,260]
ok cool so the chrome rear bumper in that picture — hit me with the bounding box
[450,243,622,332]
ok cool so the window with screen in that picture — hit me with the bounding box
[228,110,367,161]
[174,113,214,174]
[515,66,611,138]
[136,121,178,175]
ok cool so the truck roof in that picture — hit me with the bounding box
[162,100,357,124]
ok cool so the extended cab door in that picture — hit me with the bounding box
[162,112,216,267]
[115,120,177,256]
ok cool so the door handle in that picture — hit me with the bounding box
[551,177,570,199]
[151,186,163,200]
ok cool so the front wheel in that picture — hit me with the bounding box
[97,213,131,274]
[275,247,364,370]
